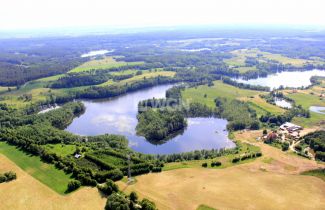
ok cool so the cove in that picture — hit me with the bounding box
[66,85,235,154]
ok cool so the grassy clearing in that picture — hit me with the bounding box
[181,80,283,115]
[0,142,72,194]
[69,56,143,73]
[43,144,76,157]
[36,74,65,82]
[181,81,262,107]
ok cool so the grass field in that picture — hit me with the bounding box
[181,80,284,115]
[284,88,325,127]
[43,144,76,157]
[0,142,72,194]
[69,56,143,73]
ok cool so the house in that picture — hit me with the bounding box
[279,122,302,133]
[74,154,82,159]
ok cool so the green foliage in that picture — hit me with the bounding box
[214,97,259,131]
[105,193,130,210]
[0,171,17,183]
[140,198,157,210]
[136,109,187,141]
[66,180,81,192]
[98,179,119,196]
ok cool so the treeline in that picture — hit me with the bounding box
[259,105,310,126]
[214,98,260,131]
[50,73,109,88]
[156,147,238,163]
[302,130,325,161]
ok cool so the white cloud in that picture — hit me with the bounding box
[0,0,324,30]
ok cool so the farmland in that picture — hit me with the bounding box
[69,56,143,73]
[0,142,72,194]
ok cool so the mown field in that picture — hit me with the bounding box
[0,142,72,194]
[181,80,285,116]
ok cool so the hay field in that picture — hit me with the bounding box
[0,154,106,210]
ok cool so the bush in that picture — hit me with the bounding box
[67,180,81,192]
[98,179,119,196]
[232,157,240,163]
[105,193,130,210]
[151,167,162,173]
[140,198,157,210]
[282,142,289,151]
[129,191,138,202]
[211,161,221,167]
[4,171,16,181]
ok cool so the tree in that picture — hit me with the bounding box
[105,193,130,210]
[140,198,157,210]
[67,180,81,192]
[98,179,119,196]
[129,191,138,202]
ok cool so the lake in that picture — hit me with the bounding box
[81,49,114,58]
[309,106,325,115]
[66,85,234,154]
[235,69,325,89]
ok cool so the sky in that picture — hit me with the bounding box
[0,0,325,30]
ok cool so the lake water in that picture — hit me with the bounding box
[81,50,114,58]
[235,69,325,89]
[309,106,325,115]
[66,85,234,154]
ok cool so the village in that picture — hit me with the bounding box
[261,122,315,159]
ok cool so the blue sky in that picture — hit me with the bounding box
[0,0,324,30]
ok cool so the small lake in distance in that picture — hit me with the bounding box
[66,85,235,154]
[235,69,325,89]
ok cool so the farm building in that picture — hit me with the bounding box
[279,122,302,133]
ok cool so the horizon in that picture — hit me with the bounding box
[1,0,325,32]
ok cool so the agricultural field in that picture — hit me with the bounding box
[69,56,143,73]
[225,48,321,68]
[0,142,72,194]
[117,131,325,210]
[0,154,106,210]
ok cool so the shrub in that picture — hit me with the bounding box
[105,193,130,210]
[98,179,119,196]
[140,198,157,210]
[232,157,240,163]
[67,180,81,192]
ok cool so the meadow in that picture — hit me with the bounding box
[181,80,284,116]
[68,56,143,73]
